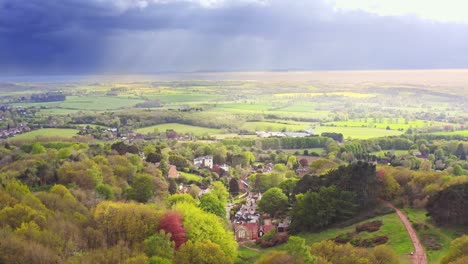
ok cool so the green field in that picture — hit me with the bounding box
[402,208,461,264]
[430,130,468,136]
[324,118,439,130]
[136,123,221,135]
[149,94,223,104]
[240,121,312,132]
[180,172,202,182]
[14,96,145,111]
[314,126,404,139]
[283,148,325,155]
[11,128,80,140]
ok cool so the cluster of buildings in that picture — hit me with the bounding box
[256,131,311,138]
[233,193,276,241]
[0,124,30,138]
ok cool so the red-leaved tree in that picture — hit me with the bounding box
[158,211,187,249]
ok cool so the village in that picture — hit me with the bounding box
[164,153,292,243]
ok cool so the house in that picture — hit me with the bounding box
[193,155,213,169]
[235,223,259,241]
[168,165,180,179]
[219,164,229,172]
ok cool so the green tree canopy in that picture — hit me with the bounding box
[257,187,288,217]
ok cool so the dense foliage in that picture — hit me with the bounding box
[426,183,468,226]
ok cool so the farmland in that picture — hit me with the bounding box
[314,126,404,139]
[13,96,145,111]
[136,123,221,135]
[1,71,466,142]
[11,128,79,140]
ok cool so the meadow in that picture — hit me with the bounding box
[11,128,80,140]
[180,172,202,182]
[240,121,312,132]
[323,118,439,130]
[13,95,145,111]
[313,126,404,139]
[136,123,221,135]
[430,129,468,136]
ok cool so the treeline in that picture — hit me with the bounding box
[28,92,66,102]
[222,136,332,150]
[290,162,379,233]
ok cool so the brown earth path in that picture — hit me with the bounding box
[381,200,428,264]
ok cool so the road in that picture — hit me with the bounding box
[381,200,427,264]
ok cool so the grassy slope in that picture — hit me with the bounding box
[430,130,468,136]
[135,123,221,135]
[314,126,403,139]
[240,121,312,132]
[402,208,461,264]
[323,118,447,130]
[238,212,413,264]
[180,172,202,182]
[12,128,79,139]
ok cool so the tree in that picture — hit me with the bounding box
[441,235,468,264]
[174,202,237,261]
[174,241,232,264]
[455,143,466,160]
[93,201,160,246]
[452,164,464,176]
[290,186,357,233]
[147,152,163,163]
[256,251,296,264]
[278,178,299,202]
[169,155,190,169]
[426,183,468,226]
[168,178,178,194]
[297,162,378,210]
[284,236,316,264]
[286,156,298,169]
[211,181,229,204]
[310,240,376,264]
[229,178,239,196]
[58,159,103,189]
[31,143,46,154]
[127,173,154,203]
[376,170,401,200]
[158,211,187,249]
[257,188,288,217]
[199,193,226,218]
[168,194,196,207]
[373,245,399,264]
[159,159,169,177]
[144,230,175,261]
[95,184,114,200]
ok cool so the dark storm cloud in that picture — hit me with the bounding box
[1,0,468,74]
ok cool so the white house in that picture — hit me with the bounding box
[193,155,213,169]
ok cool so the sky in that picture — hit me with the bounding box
[1,0,468,74]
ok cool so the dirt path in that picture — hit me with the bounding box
[381,200,427,264]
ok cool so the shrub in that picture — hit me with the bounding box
[355,220,383,233]
[334,232,354,244]
[255,229,288,248]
